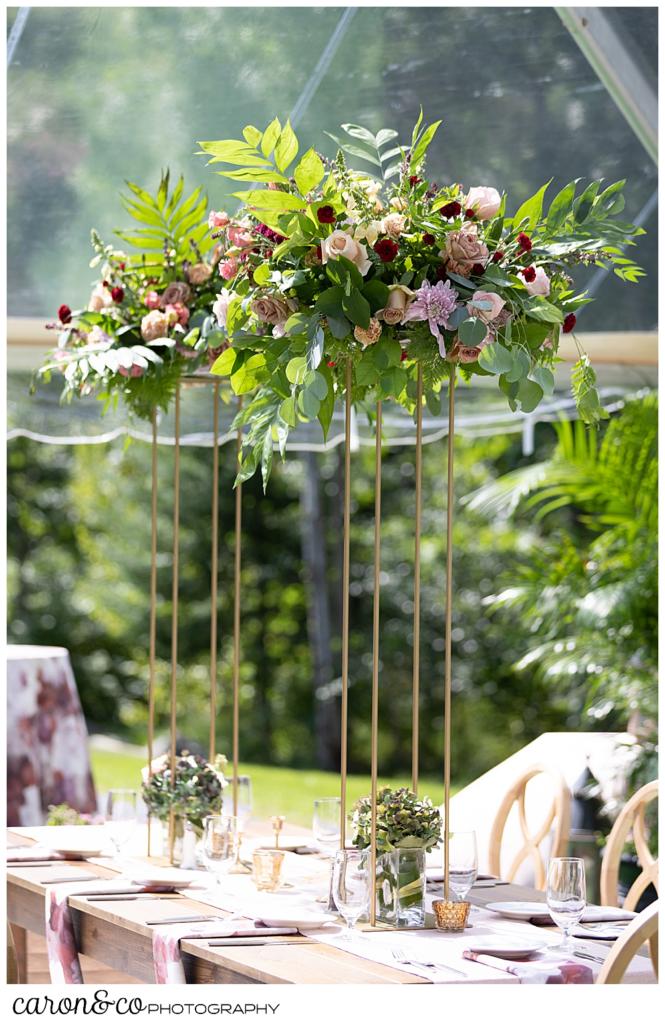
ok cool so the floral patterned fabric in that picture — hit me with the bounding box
[462,950,594,983]
[7,646,97,825]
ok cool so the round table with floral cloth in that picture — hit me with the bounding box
[6,645,97,826]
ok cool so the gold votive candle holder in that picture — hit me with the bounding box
[252,848,285,891]
[432,899,470,932]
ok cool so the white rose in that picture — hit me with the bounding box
[467,290,505,322]
[466,186,502,220]
[321,230,372,276]
[381,213,407,239]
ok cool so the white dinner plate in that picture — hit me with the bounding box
[125,871,196,889]
[50,846,104,859]
[467,937,547,959]
[485,901,551,922]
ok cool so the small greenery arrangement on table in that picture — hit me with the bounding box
[37,173,230,420]
[198,111,644,488]
[141,752,228,836]
[352,786,442,852]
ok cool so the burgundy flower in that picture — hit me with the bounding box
[118,262,126,271]
[563,313,577,333]
[409,175,422,188]
[327,360,336,368]
[471,263,485,276]
[255,222,285,243]
[58,304,72,324]
[491,251,505,263]
[111,286,124,303]
[521,266,537,283]
[517,232,532,252]
[439,201,462,219]
[374,239,399,262]
[435,264,448,281]
[423,233,436,246]
[400,350,408,361]
[317,205,336,224]
[465,208,476,220]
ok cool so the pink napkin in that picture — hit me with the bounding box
[463,950,593,984]
[152,922,297,984]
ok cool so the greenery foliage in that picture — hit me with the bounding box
[352,786,442,852]
[141,752,228,834]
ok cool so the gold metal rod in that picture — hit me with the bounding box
[412,366,423,795]
[369,400,382,927]
[209,381,220,763]
[147,408,158,857]
[340,359,352,850]
[443,374,456,900]
[232,397,243,819]
[169,386,181,863]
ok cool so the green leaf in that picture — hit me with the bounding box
[306,320,325,369]
[505,348,531,383]
[231,353,268,394]
[218,167,290,184]
[530,365,555,395]
[293,148,325,196]
[298,388,320,419]
[511,180,552,232]
[458,317,488,347]
[210,347,238,376]
[379,366,407,398]
[341,123,376,145]
[478,342,514,375]
[243,125,263,147]
[261,117,282,157]
[324,133,382,167]
[305,370,328,400]
[546,180,578,231]
[252,262,272,287]
[362,279,390,312]
[523,297,564,324]
[274,120,299,172]
[342,288,371,328]
[574,181,600,223]
[261,429,274,493]
[372,335,401,369]
[376,128,399,148]
[279,396,297,427]
[515,378,544,413]
[197,139,271,167]
[356,358,379,386]
[232,189,306,214]
[317,363,335,439]
[286,356,308,384]
[328,315,351,339]
[594,180,626,217]
[410,120,442,170]
[314,286,345,319]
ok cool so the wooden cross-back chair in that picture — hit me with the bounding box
[600,779,658,911]
[488,763,571,890]
[596,901,659,984]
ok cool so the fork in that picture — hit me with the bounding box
[572,949,606,965]
[391,947,468,978]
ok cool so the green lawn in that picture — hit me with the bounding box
[90,747,454,828]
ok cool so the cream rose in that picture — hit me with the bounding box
[251,294,293,326]
[321,230,372,276]
[523,266,551,297]
[353,220,383,246]
[381,213,407,239]
[186,262,213,285]
[88,283,113,312]
[376,284,415,325]
[140,310,172,342]
[442,227,489,275]
[467,289,505,322]
[465,186,501,220]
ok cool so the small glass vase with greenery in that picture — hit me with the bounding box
[352,786,442,928]
[141,751,228,860]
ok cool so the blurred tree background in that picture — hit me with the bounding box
[8,394,657,784]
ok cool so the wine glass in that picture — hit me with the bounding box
[202,815,238,885]
[448,830,478,900]
[547,857,586,953]
[227,776,252,830]
[105,790,137,858]
[332,849,369,938]
[313,798,341,854]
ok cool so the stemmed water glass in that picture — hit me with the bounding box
[448,830,478,900]
[332,849,369,939]
[546,857,586,953]
[105,789,138,860]
[313,797,341,853]
[202,814,238,886]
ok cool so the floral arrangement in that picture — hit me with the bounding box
[197,112,644,487]
[37,173,230,420]
[352,786,442,853]
[141,751,227,835]
[46,803,103,827]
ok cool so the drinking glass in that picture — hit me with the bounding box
[546,857,586,953]
[105,790,137,857]
[448,830,478,900]
[202,815,238,885]
[313,798,341,854]
[332,850,369,938]
[252,849,285,891]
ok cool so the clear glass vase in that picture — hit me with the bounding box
[375,848,426,928]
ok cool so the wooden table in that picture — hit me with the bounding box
[6,830,651,986]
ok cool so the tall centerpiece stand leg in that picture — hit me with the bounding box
[209,382,220,763]
[147,409,158,856]
[168,387,181,864]
[412,366,423,795]
[369,401,382,927]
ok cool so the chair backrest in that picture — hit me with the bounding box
[488,762,571,889]
[600,779,658,911]
[6,925,19,984]
[596,901,659,984]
